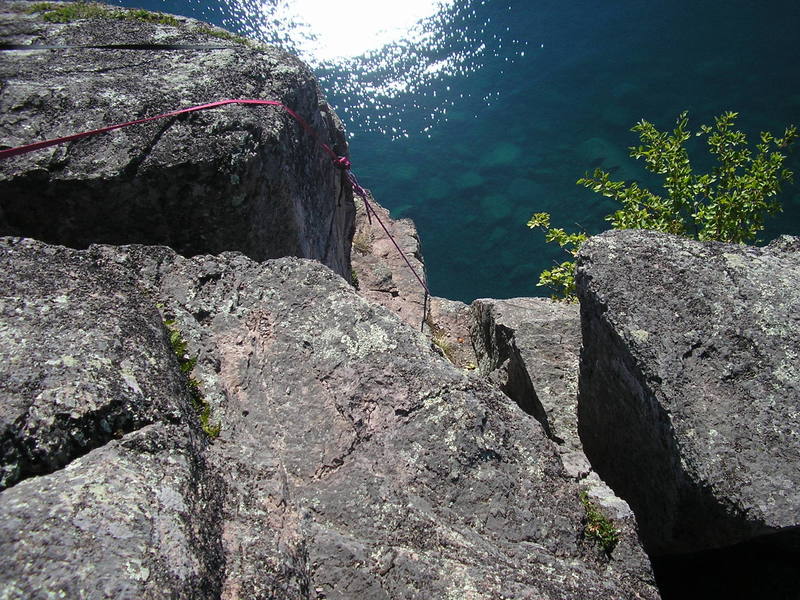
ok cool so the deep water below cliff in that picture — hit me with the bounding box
[110,0,800,302]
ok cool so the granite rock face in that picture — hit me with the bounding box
[0,237,197,490]
[469,297,653,581]
[471,298,599,478]
[0,238,224,599]
[576,229,800,556]
[351,204,654,587]
[111,243,660,600]
[0,0,354,278]
[351,193,477,368]
[351,192,429,330]
[472,299,580,445]
[0,238,660,599]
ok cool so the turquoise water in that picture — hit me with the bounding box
[114,0,800,302]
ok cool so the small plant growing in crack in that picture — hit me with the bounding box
[431,332,457,363]
[424,313,459,365]
[579,490,619,555]
[352,231,373,255]
[163,317,221,439]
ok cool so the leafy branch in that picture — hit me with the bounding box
[529,111,797,300]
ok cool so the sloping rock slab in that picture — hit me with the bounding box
[472,298,581,449]
[0,1,354,278]
[577,230,800,555]
[0,238,223,599]
[351,193,477,368]
[94,243,659,599]
[351,192,429,330]
[0,237,197,489]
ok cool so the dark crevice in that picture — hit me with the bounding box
[0,408,161,492]
[198,272,222,286]
[193,308,213,324]
[394,405,423,418]
[651,532,800,600]
[682,341,702,359]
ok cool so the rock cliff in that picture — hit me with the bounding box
[0,3,661,599]
[0,0,354,278]
[0,238,660,599]
[10,2,797,598]
[576,229,800,557]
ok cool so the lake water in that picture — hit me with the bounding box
[113,0,800,302]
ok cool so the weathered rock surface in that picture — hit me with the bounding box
[577,229,800,556]
[469,297,651,577]
[350,203,654,584]
[0,237,197,490]
[0,0,354,278]
[0,238,224,599]
[426,294,477,368]
[472,299,580,448]
[351,193,477,368]
[114,242,660,599]
[1,237,660,599]
[351,192,429,330]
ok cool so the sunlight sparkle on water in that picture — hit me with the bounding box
[219,0,527,139]
[252,0,454,62]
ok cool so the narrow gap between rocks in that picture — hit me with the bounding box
[651,534,800,599]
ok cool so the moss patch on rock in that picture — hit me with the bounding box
[165,318,220,439]
[24,2,255,45]
[26,2,182,25]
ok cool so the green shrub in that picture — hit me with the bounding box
[526,212,586,301]
[529,111,797,300]
[579,490,619,555]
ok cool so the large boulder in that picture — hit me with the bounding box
[576,229,800,556]
[0,237,660,599]
[0,0,354,279]
[0,238,224,598]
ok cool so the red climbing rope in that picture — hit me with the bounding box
[0,98,431,302]
[0,99,339,160]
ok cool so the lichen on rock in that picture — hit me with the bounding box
[0,0,355,279]
[577,229,800,556]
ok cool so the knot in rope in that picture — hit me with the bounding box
[333,156,351,170]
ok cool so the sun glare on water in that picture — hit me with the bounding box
[221,0,527,138]
[254,0,455,62]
